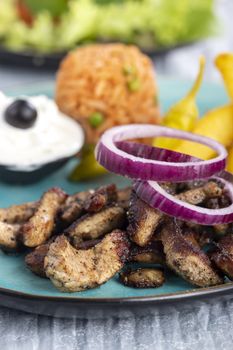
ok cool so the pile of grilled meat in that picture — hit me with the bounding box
[0,180,233,292]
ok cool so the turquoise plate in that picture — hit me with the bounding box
[0,78,232,318]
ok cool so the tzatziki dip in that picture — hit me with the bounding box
[0,92,84,170]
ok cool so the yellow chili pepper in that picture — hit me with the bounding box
[153,56,205,149]
[215,53,233,100]
[69,144,107,182]
[227,144,233,173]
[175,104,233,159]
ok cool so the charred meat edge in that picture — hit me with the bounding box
[120,268,165,288]
[181,221,214,247]
[74,239,102,250]
[211,234,233,279]
[21,187,67,248]
[58,190,93,226]
[65,204,127,247]
[130,241,165,264]
[45,230,130,292]
[204,196,231,236]
[25,239,56,278]
[84,184,117,213]
[161,219,223,287]
[178,222,214,248]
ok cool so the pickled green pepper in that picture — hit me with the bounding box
[69,144,107,181]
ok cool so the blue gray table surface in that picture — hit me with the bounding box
[1,0,233,349]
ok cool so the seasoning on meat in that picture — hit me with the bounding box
[59,190,93,227]
[0,222,21,251]
[25,239,55,278]
[127,191,162,246]
[204,193,231,236]
[25,238,102,278]
[45,230,130,292]
[130,241,165,264]
[161,219,223,287]
[128,182,224,247]
[74,238,102,250]
[181,225,213,248]
[84,184,117,213]
[0,201,37,224]
[120,268,165,288]
[177,181,222,205]
[66,204,127,247]
[21,188,67,247]
[211,234,233,279]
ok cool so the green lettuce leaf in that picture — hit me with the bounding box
[0,0,216,53]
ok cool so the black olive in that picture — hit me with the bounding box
[4,99,37,129]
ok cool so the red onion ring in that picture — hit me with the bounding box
[116,141,199,163]
[119,140,233,224]
[95,125,227,182]
[134,177,233,225]
[95,124,233,225]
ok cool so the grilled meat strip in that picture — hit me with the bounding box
[84,184,117,213]
[0,202,37,224]
[204,193,232,237]
[117,187,131,210]
[180,230,201,249]
[128,181,223,247]
[130,241,165,264]
[160,182,177,195]
[58,185,129,231]
[59,190,93,227]
[127,191,162,247]
[211,235,233,279]
[21,188,67,247]
[66,204,127,247]
[59,201,83,226]
[25,239,55,277]
[120,268,165,288]
[25,238,101,278]
[176,181,222,205]
[0,222,21,251]
[0,201,38,251]
[178,179,222,192]
[45,230,130,292]
[178,221,213,248]
[161,219,223,287]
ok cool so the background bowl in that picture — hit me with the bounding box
[0,154,78,185]
[0,43,192,70]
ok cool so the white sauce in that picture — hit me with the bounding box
[0,92,84,171]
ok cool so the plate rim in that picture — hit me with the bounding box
[0,78,230,313]
[0,281,233,305]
